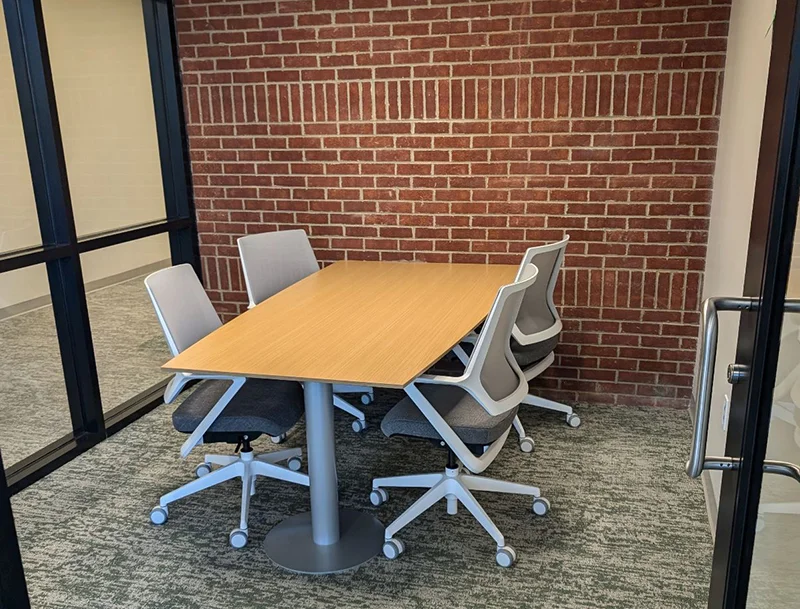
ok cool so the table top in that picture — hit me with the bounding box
[163,260,518,388]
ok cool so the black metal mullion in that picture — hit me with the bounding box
[46,260,103,436]
[141,0,200,275]
[0,451,30,609]
[0,244,70,273]
[76,218,191,254]
[2,1,61,249]
[0,217,189,277]
[2,0,104,438]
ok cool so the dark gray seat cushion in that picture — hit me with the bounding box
[381,384,518,445]
[172,379,303,437]
[511,333,559,369]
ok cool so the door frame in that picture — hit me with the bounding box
[708,0,800,606]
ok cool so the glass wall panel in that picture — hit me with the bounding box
[0,4,40,254]
[0,0,192,485]
[41,0,166,237]
[0,264,72,468]
[746,222,800,608]
[80,233,172,411]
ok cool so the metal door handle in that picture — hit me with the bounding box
[695,457,800,482]
[687,296,800,479]
[686,297,758,478]
[763,460,800,483]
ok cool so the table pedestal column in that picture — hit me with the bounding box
[263,381,384,573]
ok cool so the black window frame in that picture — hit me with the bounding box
[0,0,197,494]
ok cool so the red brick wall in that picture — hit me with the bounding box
[173,0,730,408]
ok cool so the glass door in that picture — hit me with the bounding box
[746,237,800,607]
[689,1,800,606]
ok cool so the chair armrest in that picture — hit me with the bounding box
[511,321,562,347]
[164,372,242,403]
[413,373,467,386]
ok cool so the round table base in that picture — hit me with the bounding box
[263,509,385,574]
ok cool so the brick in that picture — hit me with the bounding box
[175,0,728,409]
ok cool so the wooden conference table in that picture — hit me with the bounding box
[164,260,517,573]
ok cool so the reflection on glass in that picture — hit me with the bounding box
[81,234,172,411]
[0,5,40,254]
[0,265,72,468]
[41,0,166,237]
[747,224,800,608]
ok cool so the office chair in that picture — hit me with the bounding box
[454,236,578,453]
[145,264,309,548]
[238,229,372,432]
[370,264,550,567]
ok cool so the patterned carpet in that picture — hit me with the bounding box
[0,276,170,467]
[11,394,713,609]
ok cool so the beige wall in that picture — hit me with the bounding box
[701,0,776,508]
[0,9,46,308]
[0,8,39,257]
[0,0,169,310]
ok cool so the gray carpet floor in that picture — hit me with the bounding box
[12,395,714,609]
[0,276,170,467]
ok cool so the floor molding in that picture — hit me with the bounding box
[0,259,170,320]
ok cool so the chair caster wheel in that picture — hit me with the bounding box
[519,437,535,453]
[370,488,389,506]
[195,463,211,477]
[360,393,373,405]
[150,506,168,525]
[383,538,404,559]
[229,528,248,549]
[532,497,550,516]
[352,419,368,433]
[566,413,581,428]
[496,545,516,567]
[270,433,287,444]
[287,456,302,472]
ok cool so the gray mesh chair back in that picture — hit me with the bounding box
[144,264,221,357]
[512,236,569,345]
[509,236,581,438]
[238,229,320,308]
[237,228,372,430]
[464,264,538,408]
